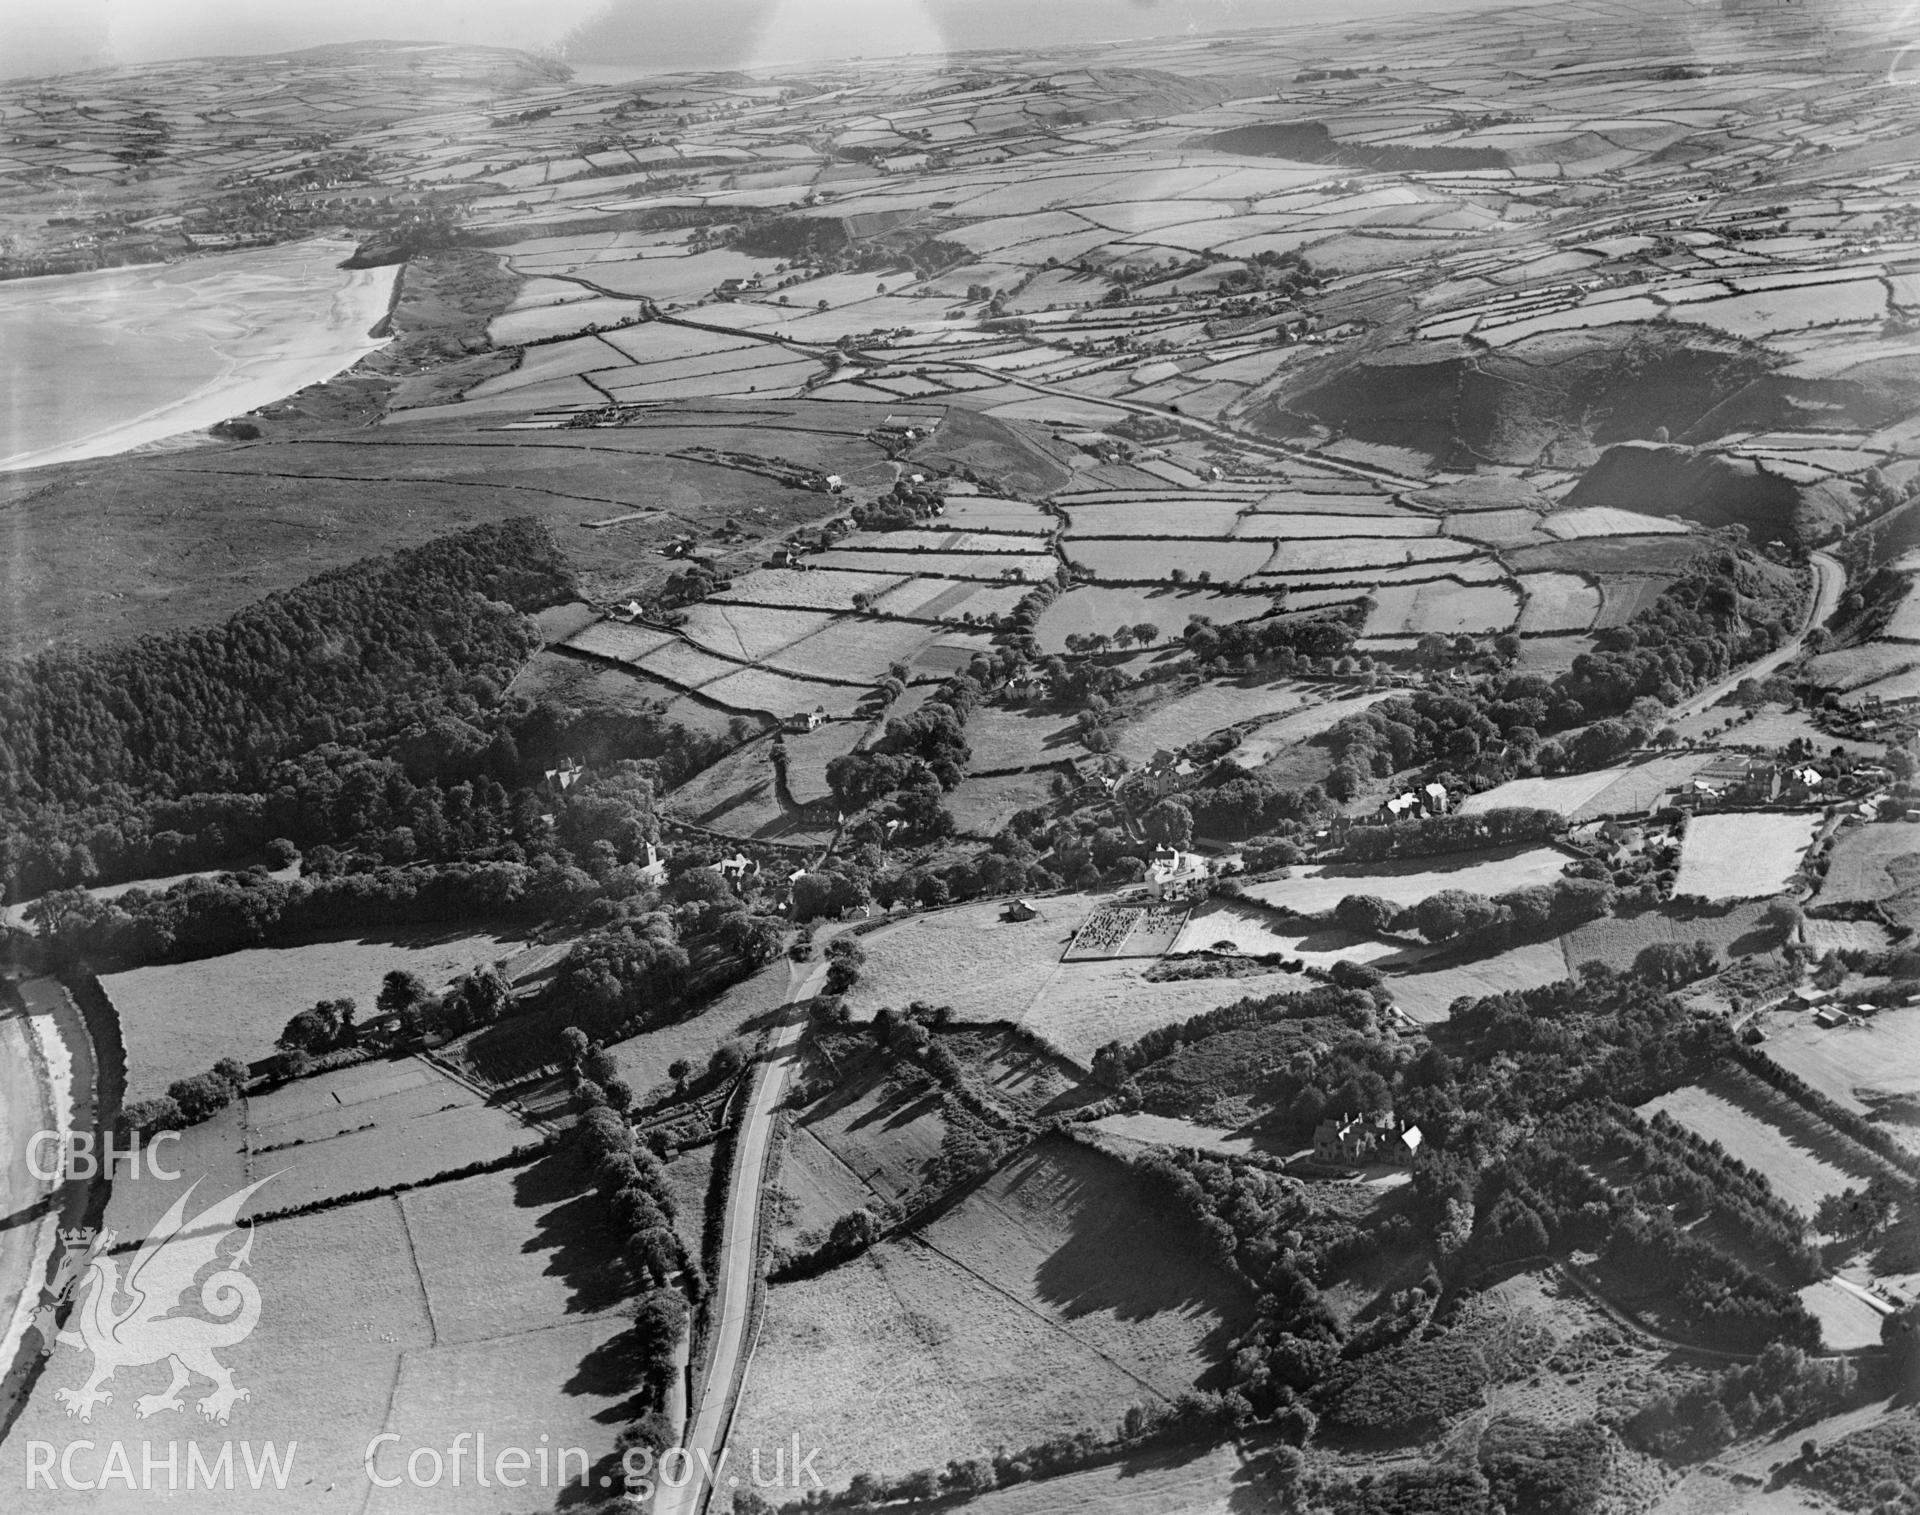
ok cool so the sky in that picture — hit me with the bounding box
[0,0,1566,80]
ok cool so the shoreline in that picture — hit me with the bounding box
[0,978,77,1437]
[0,238,400,475]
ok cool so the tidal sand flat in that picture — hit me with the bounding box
[0,236,397,471]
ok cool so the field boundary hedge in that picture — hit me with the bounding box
[104,1136,557,1255]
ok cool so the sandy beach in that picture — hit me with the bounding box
[0,981,70,1390]
[0,237,397,473]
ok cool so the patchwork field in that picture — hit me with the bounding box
[1034,584,1273,653]
[731,1137,1250,1492]
[1384,941,1575,1024]
[1641,1074,1878,1220]
[8,1148,625,1512]
[1112,678,1332,765]
[1560,900,1778,974]
[1019,958,1318,1068]
[1674,811,1819,900]
[1458,753,1716,820]
[1757,1006,1920,1148]
[1242,845,1573,917]
[1363,578,1519,636]
[102,926,531,1102]
[847,894,1104,1025]
[948,769,1060,836]
[965,704,1080,770]
[1820,822,1920,906]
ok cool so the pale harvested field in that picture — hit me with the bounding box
[1065,537,1272,583]
[1383,940,1573,1023]
[1062,499,1246,537]
[1242,845,1571,917]
[715,567,911,612]
[1799,1279,1887,1352]
[1020,958,1317,1067]
[1112,678,1317,764]
[1170,901,1403,969]
[1230,690,1398,769]
[103,927,529,1102]
[1035,584,1272,653]
[1363,579,1519,636]
[1458,753,1714,820]
[846,894,1103,1027]
[1675,811,1818,900]
[1758,1006,1920,1138]
[1640,1073,1876,1219]
[1517,572,1603,632]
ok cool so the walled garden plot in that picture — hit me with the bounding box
[1063,903,1193,960]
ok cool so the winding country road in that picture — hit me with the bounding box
[1668,549,1844,724]
[656,958,823,1515]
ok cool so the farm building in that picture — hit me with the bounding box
[1376,783,1447,822]
[1146,845,1209,900]
[1312,1110,1400,1165]
[542,757,584,795]
[1311,1113,1423,1166]
[1003,899,1041,922]
[786,705,829,732]
[876,413,941,441]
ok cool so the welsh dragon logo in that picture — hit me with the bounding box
[42,1177,272,1426]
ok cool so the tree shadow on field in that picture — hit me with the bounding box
[1013,1142,1251,1365]
[860,1083,945,1133]
[513,1150,626,1315]
[563,1328,646,1400]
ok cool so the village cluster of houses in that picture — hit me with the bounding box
[1675,754,1832,807]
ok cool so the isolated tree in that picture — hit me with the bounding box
[708,1041,748,1080]
[1143,798,1194,849]
[1334,894,1399,935]
[1132,622,1160,647]
[377,969,431,1021]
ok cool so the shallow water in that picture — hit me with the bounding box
[0,236,397,472]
